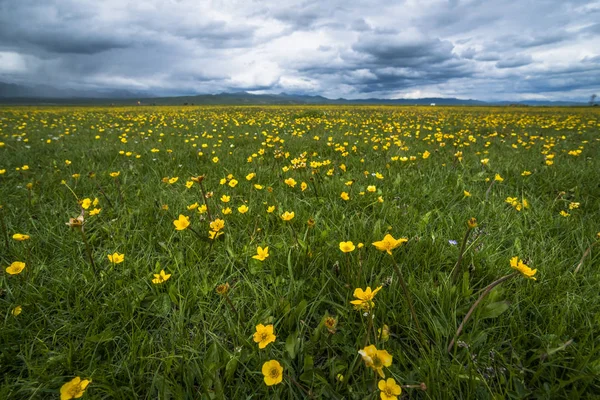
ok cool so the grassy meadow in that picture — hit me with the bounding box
[1,105,599,399]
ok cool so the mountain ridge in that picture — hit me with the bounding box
[0,82,590,106]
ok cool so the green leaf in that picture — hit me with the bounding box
[418,210,433,231]
[225,356,239,381]
[480,301,510,319]
[286,332,299,359]
[154,293,172,317]
[303,355,314,372]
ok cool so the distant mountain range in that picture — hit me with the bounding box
[0,82,591,106]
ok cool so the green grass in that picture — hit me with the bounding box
[1,105,599,399]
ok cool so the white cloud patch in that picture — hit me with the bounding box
[0,0,598,100]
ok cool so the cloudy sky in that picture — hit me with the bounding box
[1,0,599,100]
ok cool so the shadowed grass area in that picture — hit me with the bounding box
[0,105,599,399]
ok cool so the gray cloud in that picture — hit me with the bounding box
[0,0,598,101]
[496,55,534,69]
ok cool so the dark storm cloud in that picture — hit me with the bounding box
[0,0,598,100]
[496,55,533,69]
[351,33,456,68]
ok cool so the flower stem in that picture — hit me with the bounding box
[309,177,319,198]
[289,225,300,247]
[96,182,114,209]
[287,374,313,398]
[447,272,517,353]
[115,177,124,203]
[363,309,374,347]
[197,181,213,222]
[188,226,205,241]
[451,226,472,283]
[574,241,598,275]
[224,293,239,319]
[80,229,96,273]
[0,207,9,249]
[389,256,427,349]
[485,180,496,202]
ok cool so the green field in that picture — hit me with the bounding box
[1,105,599,399]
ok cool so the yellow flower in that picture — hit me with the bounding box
[246,172,256,180]
[208,230,224,240]
[422,150,430,159]
[65,160,72,165]
[60,376,91,400]
[212,156,219,163]
[261,360,283,386]
[220,195,230,203]
[252,246,270,261]
[6,261,26,275]
[92,198,99,206]
[66,214,84,229]
[480,158,489,166]
[521,170,532,176]
[173,214,190,230]
[340,192,350,201]
[280,211,295,221]
[378,324,390,342]
[301,181,308,191]
[107,252,125,264]
[12,305,22,316]
[367,185,376,193]
[87,207,100,216]
[324,316,338,334]
[253,324,276,349]
[109,171,120,178]
[198,204,208,214]
[463,190,471,197]
[339,241,356,253]
[494,173,504,182]
[284,177,297,187]
[467,217,478,229]
[161,204,169,211]
[12,233,30,241]
[350,286,382,310]
[254,184,264,190]
[510,256,537,280]
[568,202,580,210]
[378,378,402,400]
[80,198,92,210]
[267,205,276,213]
[0,169,5,175]
[185,181,194,188]
[358,344,393,378]
[152,269,171,284]
[187,202,199,211]
[168,177,178,184]
[228,178,238,187]
[372,234,408,255]
[210,218,225,232]
[238,204,249,214]
[215,282,230,295]
[559,210,570,217]
[222,207,232,215]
